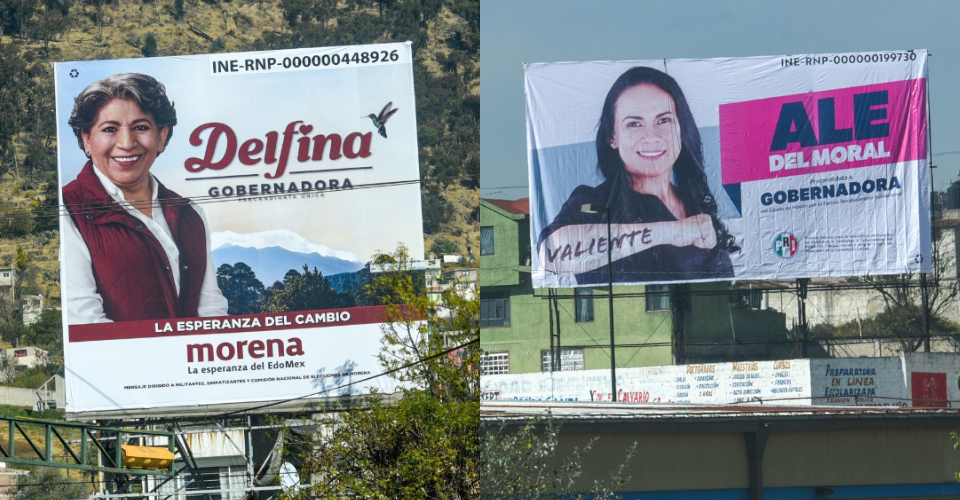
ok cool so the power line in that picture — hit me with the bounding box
[0,174,478,222]
[3,468,303,489]
[217,336,479,418]
[506,280,942,299]
[2,337,480,490]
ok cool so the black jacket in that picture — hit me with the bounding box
[539,180,734,284]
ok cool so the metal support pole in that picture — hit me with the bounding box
[246,416,255,489]
[114,431,123,472]
[921,272,930,352]
[606,209,616,402]
[174,425,214,500]
[553,292,562,371]
[921,52,934,350]
[97,431,104,497]
[745,427,769,500]
[548,289,555,371]
[797,278,809,358]
[44,425,51,461]
[672,285,686,365]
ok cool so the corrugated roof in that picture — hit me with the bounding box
[934,218,960,228]
[483,198,530,215]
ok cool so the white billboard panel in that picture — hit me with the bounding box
[526,51,930,287]
[54,43,423,414]
[483,354,960,408]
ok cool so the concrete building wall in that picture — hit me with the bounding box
[20,294,42,326]
[764,427,959,488]
[766,285,960,332]
[480,198,792,374]
[483,352,960,408]
[0,269,14,302]
[482,280,675,374]
[548,426,960,496]
[685,282,793,362]
[184,429,247,459]
[479,202,522,288]
[0,386,40,408]
[764,225,960,329]
[3,347,47,371]
[764,286,889,330]
[813,336,960,358]
[557,431,747,492]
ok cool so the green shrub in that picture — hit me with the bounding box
[0,405,28,418]
[141,32,158,57]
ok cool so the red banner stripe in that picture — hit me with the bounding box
[69,305,394,342]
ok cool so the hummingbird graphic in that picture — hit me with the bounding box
[363,102,399,138]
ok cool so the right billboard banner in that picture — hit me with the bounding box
[526,51,931,288]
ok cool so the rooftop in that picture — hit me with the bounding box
[481,401,960,432]
[483,197,530,215]
[934,218,960,228]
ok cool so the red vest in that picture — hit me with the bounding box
[63,162,208,321]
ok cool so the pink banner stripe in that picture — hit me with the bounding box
[720,79,926,185]
[69,305,393,342]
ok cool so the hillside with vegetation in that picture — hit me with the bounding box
[0,0,479,311]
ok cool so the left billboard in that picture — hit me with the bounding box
[54,42,423,415]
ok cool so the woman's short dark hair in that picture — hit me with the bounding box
[595,66,738,253]
[68,73,177,156]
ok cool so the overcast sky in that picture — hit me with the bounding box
[480,0,960,200]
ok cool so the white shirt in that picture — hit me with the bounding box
[64,167,228,324]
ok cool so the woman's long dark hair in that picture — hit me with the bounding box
[595,66,738,253]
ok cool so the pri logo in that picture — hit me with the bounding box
[773,232,799,258]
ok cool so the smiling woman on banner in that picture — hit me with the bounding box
[538,66,738,284]
[62,73,228,324]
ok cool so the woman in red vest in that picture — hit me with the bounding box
[62,73,228,324]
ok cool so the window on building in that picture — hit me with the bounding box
[541,348,585,372]
[155,464,247,500]
[575,288,594,322]
[480,226,495,256]
[481,352,510,375]
[645,284,670,312]
[2,273,7,278]
[730,289,763,310]
[479,291,510,327]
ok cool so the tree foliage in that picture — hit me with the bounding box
[281,246,480,499]
[0,40,29,165]
[216,262,266,315]
[30,0,71,56]
[0,294,25,347]
[375,246,478,401]
[856,225,960,351]
[422,186,453,234]
[257,0,479,236]
[15,467,90,500]
[355,252,424,307]
[18,308,64,381]
[430,236,461,256]
[141,31,158,57]
[266,264,355,312]
[481,415,637,499]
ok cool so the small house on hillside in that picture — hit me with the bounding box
[3,346,47,373]
[0,269,14,302]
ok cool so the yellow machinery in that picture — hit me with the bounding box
[121,444,175,470]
